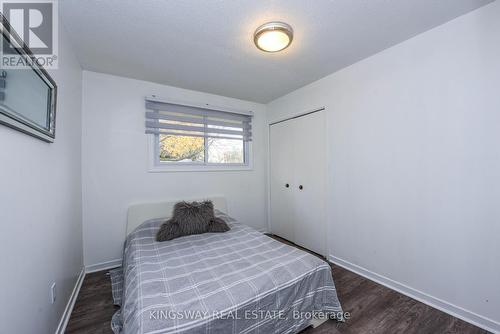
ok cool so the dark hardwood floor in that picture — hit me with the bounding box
[66,236,488,334]
[66,270,118,334]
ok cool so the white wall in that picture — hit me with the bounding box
[81,71,268,268]
[0,27,83,334]
[267,2,500,332]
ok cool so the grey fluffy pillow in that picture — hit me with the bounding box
[156,201,230,242]
[207,217,231,233]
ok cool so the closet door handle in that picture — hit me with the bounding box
[285,183,290,188]
[299,185,303,190]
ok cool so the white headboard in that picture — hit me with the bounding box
[126,196,227,236]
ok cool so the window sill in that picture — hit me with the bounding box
[148,164,253,173]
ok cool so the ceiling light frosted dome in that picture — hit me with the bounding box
[254,22,293,52]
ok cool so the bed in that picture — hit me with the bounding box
[111,197,343,334]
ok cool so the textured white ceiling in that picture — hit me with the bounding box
[60,0,493,103]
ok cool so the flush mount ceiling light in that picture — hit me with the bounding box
[254,21,293,52]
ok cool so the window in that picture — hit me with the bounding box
[145,97,252,170]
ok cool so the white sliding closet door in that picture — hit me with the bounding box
[270,110,326,255]
[291,111,326,255]
[270,120,295,242]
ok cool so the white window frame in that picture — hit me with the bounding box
[148,133,252,173]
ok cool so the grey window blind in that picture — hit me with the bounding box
[145,98,253,141]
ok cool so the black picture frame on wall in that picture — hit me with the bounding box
[0,14,57,143]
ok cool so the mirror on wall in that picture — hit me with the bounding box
[0,14,57,142]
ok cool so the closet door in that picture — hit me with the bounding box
[291,111,326,255]
[270,120,296,242]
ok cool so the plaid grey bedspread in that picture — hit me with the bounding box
[113,211,343,334]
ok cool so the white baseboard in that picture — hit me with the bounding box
[85,258,122,273]
[329,255,500,334]
[55,267,85,334]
